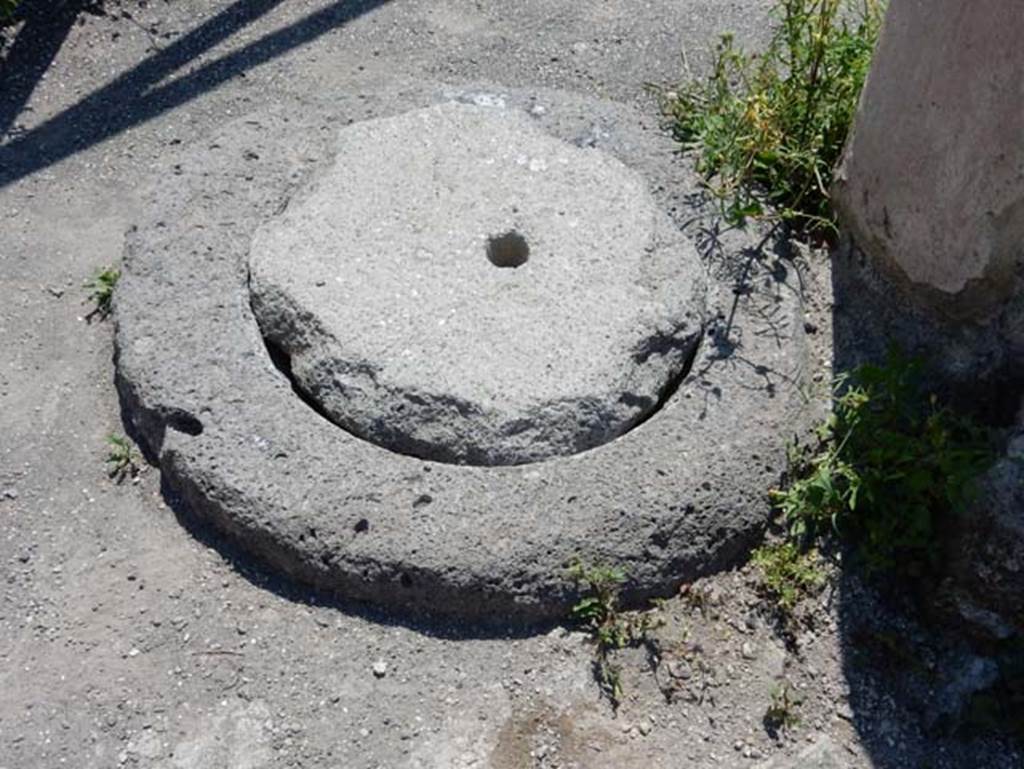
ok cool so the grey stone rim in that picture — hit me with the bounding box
[113,85,811,624]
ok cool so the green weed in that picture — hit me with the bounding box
[765,681,803,732]
[663,0,884,236]
[569,559,660,707]
[751,541,827,612]
[84,266,120,321]
[106,434,139,482]
[772,351,992,577]
[0,0,18,23]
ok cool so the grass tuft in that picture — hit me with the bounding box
[663,0,884,237]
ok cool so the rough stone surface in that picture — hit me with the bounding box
[944,425,1024,640]
[833,0,1024,322]
[114,85,810,622]
[753,736,845,769]
[249,102,705,465]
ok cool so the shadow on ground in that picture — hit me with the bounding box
[0,0,389,188]
[156,472,560,644]
[828,241,1023,767]
[0,0,82,138]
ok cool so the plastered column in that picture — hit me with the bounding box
[833,0,1024,322]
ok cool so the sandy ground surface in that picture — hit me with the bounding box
[1,2,1021,768]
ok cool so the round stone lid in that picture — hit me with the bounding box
[249,102,706,465]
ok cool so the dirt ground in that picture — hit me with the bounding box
[0,1,1020,767]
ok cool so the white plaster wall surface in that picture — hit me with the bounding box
[834,0,1024,320]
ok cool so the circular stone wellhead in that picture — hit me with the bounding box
[114,87,811,624]
[248,103,706,466]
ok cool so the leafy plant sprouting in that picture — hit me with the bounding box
[765,681,803,732]
[772,352,993,576]
[751,541,827,613]
[106,434,139,482]
[568,559,660,707]
[84,266,120,321]
[664,0,884,236]
[0,0,18,23]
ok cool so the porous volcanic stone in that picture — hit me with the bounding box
[114,84,811,624]
[249,103,705,465]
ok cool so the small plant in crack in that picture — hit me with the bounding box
[106,434,140,482]
[568,559,661,708]
[84,266,120,321]
[765,681,803,734]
